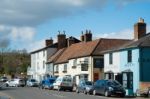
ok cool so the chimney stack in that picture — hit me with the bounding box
[134,18,146,40]
[57,31,67,49]
[84,30,92,42]
[80,31,84,41]
[67,36,75,47]
[45,38,53,47]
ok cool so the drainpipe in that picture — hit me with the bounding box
[91,56,93,82]
[139,47,142,89]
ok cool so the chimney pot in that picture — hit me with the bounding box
[80,31,84,41]
[139,17,144,23]
[84,30,92,42]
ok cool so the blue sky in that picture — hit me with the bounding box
[0,0,150,52]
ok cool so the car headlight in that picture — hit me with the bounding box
[86,87,90,90]
[108,87,114,91]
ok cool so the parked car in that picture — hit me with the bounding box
[5,78,25,87]
[41,78,56,89]
[136,87,150,98]
[26,79,39,87]
[92,79,126,97]
[76,80,93,94]
[53,76,73,91]
[0,76,8,82]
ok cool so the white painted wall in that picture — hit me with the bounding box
[29,47,57,82]
[104,52,121,74]
[54,57,93,85]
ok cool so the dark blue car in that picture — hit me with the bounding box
[41,78,56,89]
[92,80,126,97]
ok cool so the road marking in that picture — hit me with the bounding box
[52,94,66,98]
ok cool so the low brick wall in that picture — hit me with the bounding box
[140,82,150,90]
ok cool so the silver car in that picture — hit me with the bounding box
[76,80,93,94]
[26,79,39,87]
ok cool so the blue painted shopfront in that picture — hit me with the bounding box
[120,48,140,95]
[120,47,150,95]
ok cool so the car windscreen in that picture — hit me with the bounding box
[2,77,7,79]
[63,78,71,82]
[30,79,36,82]
[107,80,121,86]
[85,81,93,85]
[49,79,55,83]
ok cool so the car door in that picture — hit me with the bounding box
[10,79,15,86]
[81,82,85,92]
[99,80,106,94]
[78,81,82,92]
[94,80,101,94]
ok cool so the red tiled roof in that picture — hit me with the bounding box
[92,38,131,55]
[54,38,131,64]
[55,39,100,64]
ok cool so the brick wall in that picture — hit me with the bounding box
[140,82,150,90]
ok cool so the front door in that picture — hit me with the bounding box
[94,73,99,82]
[115,73,123,84]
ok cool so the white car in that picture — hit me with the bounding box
[6,78,25,87]
[0,76,8,82]
[26,79,39,87]
[53,76,73,91]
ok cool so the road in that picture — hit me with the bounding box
[0,87,147,99]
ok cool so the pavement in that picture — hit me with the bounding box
[0,92,11,99]
[0,82,11,99]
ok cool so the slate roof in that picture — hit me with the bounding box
[119,33,150,49]
[92,38,131,55]
[103,33,150,53]
[30,43,58,54]
[47,48,66,63]
[30,36,80,54]
[54,38,131,64]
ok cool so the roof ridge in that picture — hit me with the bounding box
[98,38,131,41]
[53,48,66,63]
[90,39,101,56]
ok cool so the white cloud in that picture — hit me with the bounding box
[27,39,45,52]
[94,29,134,39]
[94,24,150,40]
[0,0,105,26]
[11,27,36,41]
[0,25,36,49]
[147,25,150,33]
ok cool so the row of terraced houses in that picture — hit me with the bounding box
[27,18,150,95]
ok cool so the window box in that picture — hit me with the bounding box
[54,71,58,73]
[62,70,67,73]
[72,65,76,69]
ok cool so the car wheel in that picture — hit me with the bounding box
[70,88,73,92]
[84,90,87,94]
[148,90,150,98]
[76,89,79,93]
[93,90,97,95]
[6,84,9,87]
[120,93,125,97]
[104,90,110,97]
[58,86,61,91]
